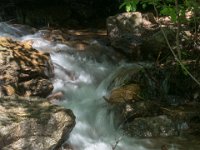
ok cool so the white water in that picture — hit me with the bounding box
[1,23,198,150]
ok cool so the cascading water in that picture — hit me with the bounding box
[1,23,200,150]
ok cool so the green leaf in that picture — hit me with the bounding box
[119,0,139,12]
[160,6,177,22]
[119,3,126,9]
[142,3,147,9]
[126,4,132,12]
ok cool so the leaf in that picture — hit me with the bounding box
[142,3,147,9]
[126,4,132,12]
[130,0,139,11]
[170,11,177,22]
[119,3,126,9]
[160,6,177,22]
[119,0,139,12]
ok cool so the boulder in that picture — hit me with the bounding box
[123,115,178,137]
[0,96,75,150]
[0,37,54,97]
[107,12,143,40]
[107,12,176,60]
[161,104,200,135]
[107,84,141,104]
[106,12,150,59]
[117,100,160,123]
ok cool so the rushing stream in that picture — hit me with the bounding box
[1,23,200,150]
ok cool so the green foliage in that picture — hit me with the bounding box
[119,0,139,12]
[160,5,177,22]
[119,0,198,23]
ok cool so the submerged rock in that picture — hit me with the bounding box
[123,115,178,137]
[0,96,75,150]
[0,37,54,97]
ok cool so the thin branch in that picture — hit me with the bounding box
[175,0,181,60]
[112,136,123,150]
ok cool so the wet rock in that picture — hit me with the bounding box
[0,96,75,150]
[83,41,123,63]
[0,23,36,37]
[123,115,178,137]
[0,37,54,97]
[161,104,200,135]
[47,91,64,104]
[40,29,71,44]
[58,143,73,150]
[118,100,160,123]
[106,64,143,90]
[107,84,141,104]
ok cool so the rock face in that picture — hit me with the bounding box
[0,37,54,97]
[0,96,75,150]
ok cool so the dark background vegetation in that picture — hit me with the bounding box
[0,0,122,28]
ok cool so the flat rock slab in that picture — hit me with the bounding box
[0,96,75,150]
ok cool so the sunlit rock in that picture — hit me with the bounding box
[107,84,141,104]
[107,12,176,60]
[0,96,75,150]
[106,12,148,60]
[107,12,143,40]
[0,37,54,97]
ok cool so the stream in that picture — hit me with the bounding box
[1,22,200,150]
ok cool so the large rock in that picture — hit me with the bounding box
[107,12,143,40]
[123,115,178,137]
[107,12,143,58]
[107,84,141,104]
[0,96,75,150]
[107,12,176,60]
[106,12,151,59]
[0,37,54,97]
[161,104,200,135]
